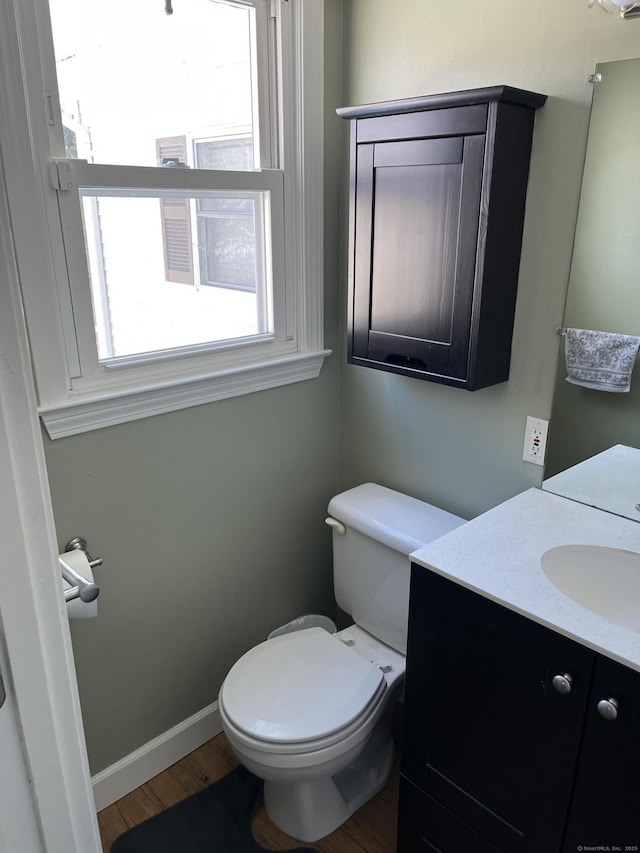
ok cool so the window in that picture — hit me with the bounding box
[0,0,326,437]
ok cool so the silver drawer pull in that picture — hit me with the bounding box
[597,698,619,721]
[552,673,573,694]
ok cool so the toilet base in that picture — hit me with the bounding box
[263,719,395,843]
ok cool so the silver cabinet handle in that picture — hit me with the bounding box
[552,673,573,694]
[597,698,619,720]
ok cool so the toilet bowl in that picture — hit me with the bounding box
[219,624,405,842]
[218,483,466,842]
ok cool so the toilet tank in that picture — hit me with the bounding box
[327,483,465,654]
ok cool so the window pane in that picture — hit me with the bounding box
[195,138,255,213]
[80,191,270,362]
[49,0,258,169]
[195,137,254,172]
[199,214,257,290]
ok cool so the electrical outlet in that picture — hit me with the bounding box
[523,416,549,466]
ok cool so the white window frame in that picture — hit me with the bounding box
[0,0,328,439]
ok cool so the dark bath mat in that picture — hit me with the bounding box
[111,764,315,853]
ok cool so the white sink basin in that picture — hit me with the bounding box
[541,544,640,633]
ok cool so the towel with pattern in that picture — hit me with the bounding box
[564,328,640,392]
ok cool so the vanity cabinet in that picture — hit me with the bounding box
[398,566,640,852]
[563,654,640,850]
[337,86,546,390]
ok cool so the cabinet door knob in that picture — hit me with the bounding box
[552,673,573,694]
[597,698,619,720]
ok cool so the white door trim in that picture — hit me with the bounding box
[0,616,44,853]
[0,143,101,851]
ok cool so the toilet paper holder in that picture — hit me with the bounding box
[60,537,103,603]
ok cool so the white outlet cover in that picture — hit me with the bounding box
[523,416,549,466]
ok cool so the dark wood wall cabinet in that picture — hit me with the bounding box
[337,86,546,390]
[398,566,640,852]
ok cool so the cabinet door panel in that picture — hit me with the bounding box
[353,135,484,381]
[563,655,640,851]
[373,136,464,168]
[370,162,461,340]
[403,568,594,853]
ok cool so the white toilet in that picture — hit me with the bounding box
[218,483,465,842]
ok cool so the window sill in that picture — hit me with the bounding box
[40,349,331,439]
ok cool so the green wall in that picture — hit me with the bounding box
[336,0,640,519]
[44,0,640,774]
[46,378,338,773]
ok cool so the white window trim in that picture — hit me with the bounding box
[0,0,329,439]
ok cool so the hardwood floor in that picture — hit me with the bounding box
[98,730,400,852]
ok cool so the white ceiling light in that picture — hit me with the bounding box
[588,0,640,17]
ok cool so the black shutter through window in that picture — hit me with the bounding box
[156,135,194,285]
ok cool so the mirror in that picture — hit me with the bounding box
[543,57,640,521]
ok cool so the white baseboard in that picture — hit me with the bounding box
[91,701,223,812]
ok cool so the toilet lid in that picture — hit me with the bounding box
[220,627,385,744]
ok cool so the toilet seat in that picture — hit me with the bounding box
[219,627,386,748]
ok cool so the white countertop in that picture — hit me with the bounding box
[410,488,640,673]
[543,444,640,522]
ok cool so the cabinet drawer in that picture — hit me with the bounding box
[398,775,503,853]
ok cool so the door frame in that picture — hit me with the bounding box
[0,145,101,851]
[0,614,44,853]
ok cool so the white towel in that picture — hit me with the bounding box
[564,328,640,392]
